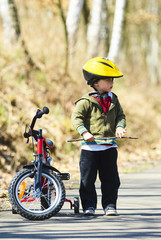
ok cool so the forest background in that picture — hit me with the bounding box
[0,0,161,187]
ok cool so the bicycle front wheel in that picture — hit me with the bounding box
[9,168,65,220]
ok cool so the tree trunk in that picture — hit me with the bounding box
[99,0,109,56]
[66,0,84,57]
[108,0,126,62]
[57,0,69,73]
[146,0,159,84]
[0,0,20,45]
[87,0,103,58]
[0,0,39,69]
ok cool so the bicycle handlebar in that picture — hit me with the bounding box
[36,106,49,119]
[24,106,49,139]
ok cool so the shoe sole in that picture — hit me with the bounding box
[84,211,95,216]
[105,210,118,216]
[106,213,118,216]
[84,213,95,216]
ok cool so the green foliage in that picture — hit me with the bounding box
[64,142,76,154]
[18,75,25,83]
[0,104,5,117]
[35,70,46,84]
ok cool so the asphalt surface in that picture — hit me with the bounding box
[0,164,161,239]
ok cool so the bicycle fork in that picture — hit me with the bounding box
[34,129,43,197]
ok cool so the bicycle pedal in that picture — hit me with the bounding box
[58,173,70,180]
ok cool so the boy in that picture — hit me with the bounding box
[71,57,126,216]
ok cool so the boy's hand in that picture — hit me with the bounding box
[82,131,95,142]
[116,127,127,138]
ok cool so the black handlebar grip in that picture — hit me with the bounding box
[24,132,30,138]
[26,107,50,136]
[42,106,49,114]
[36,107,49,118]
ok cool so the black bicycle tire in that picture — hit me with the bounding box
[9,168,65,220]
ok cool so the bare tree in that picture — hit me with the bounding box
[146,0,159,84]
[66,0,84,57]
[0,0,20,45]
[99,0,109,56]
[87,0,103,58]
[57,0,69,73]
[0,0,39,69]
[108,0,126,61]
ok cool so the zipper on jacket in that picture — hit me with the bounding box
[104,113,108,136]
[105,114,108,125]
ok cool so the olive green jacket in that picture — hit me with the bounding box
[71,92,126,145]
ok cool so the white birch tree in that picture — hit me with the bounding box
[0,0,38,68]
[87,0,103,58]
[99,0,109,56]
[0,0,20,45]
[108,0,126,61]
[66,0,84,56]
[146,0,159,84]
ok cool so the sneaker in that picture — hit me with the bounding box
[84,207,95,216]
[104,206,118,216]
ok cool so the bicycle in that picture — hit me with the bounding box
[9,107,79,220]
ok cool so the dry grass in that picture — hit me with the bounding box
[115,84,161,172]
[0,1,161,178]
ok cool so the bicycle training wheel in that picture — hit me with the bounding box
[73,197,79,214]
[9,168,65,220]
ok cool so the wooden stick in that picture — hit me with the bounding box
[67,137,138,142]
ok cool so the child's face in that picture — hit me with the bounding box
[94,78,114,94]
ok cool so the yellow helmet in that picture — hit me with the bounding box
[82,57,123,86]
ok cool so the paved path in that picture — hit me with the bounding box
[0,164,161,239]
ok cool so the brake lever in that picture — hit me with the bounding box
[26,138,29,144]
